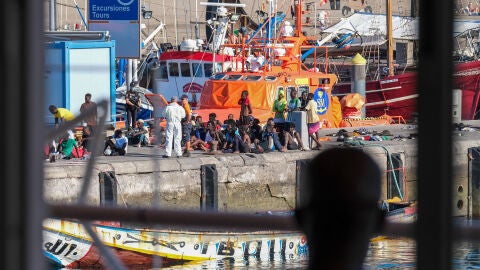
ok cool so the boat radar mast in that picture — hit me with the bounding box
[200,2,245,52]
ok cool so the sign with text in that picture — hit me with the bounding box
[88,0,140,58]
[89,0,139,21]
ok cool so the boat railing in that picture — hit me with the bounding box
[219,38,332,74]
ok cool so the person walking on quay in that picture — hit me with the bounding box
[180,94,193,157]
[304,93,322,150]
[238,90,252,126]
[125,81,141,130]
[79,93,97,134]
[162,96,186,158]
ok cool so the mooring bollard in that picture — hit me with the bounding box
[200,164,218,211]
[99,171,118,207]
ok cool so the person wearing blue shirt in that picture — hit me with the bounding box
[104,129,128,156]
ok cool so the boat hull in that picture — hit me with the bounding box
[43,218,308,268]
[333,60,480,121]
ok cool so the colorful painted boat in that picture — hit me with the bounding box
[43,201,416,268]
[43,218,308,268]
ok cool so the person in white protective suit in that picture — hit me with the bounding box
[162,96,186,158]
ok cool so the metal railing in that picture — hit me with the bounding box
[1,0,469,269]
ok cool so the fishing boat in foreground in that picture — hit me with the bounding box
[43,200,416,268]
[43,217,308,268]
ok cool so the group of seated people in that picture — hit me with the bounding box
[48,111,312,159]
[186,114,308,154]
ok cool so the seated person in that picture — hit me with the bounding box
[190,134,209,151]
[104,129,128,156]
[282,122,307,151]
[127,119,150,147]
[195,117,207,141]
[209,113,222,130]
[239,126,254,153]
[205,121,226,152]
[80,123,93,151]
[258,118,286,152]
[222,121,249,153]
[57,133,77,160]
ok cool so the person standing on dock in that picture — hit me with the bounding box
[180,94,193,157]
[162,96,186,158]
[125,81,141,130]
[273,90,288,124]
[304,93,323,149]
[79,93,97,134]
[238,90,252,126]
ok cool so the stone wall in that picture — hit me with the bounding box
[44,133,480,216]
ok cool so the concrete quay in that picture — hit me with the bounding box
[44,122,480,217]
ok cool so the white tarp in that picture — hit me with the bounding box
[322,13,418,41]
[323,13,480,40]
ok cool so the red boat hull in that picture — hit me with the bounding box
[333,60,480,121]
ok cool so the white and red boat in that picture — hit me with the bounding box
[321,13,480,121]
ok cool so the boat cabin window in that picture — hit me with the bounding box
[286,86,296,102]
[243,75,262,81]
[264,75,277,81]
[158,61,168,79]
[204,63,214,77]
[319,78,330,85]
[224,74,243,81]
[298,85,309,99]
[192,63,203,77]
[212,73,227,80]
[169,63,179,77]
[180,63,191,77]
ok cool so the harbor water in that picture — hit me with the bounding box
[52,238,480,269]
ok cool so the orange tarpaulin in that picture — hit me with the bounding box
[199,80,277,111]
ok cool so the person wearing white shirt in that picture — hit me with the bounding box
[281,21,294,37]
[162,96,186,158]
[248,50,265,72]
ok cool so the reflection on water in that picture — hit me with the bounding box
[151,239,480,269]
[52,238,480,269]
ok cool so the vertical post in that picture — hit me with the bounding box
[417,0,453,266]
[49,0,56,31]
[99,171,118,207]
[387,0,394,76]
[351,53,367,118]
[201,164,218,211]
[452,89,462,123]
[295,159,310,209]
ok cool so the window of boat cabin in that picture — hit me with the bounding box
[180,63,191,77]
[169,62,179,77]
[192,63,203,77]
[224,74,243,81]
[298,85,309,99]
[157,61,168,79]
[286,86,296,102]
[212,73,227,80]
[264,75,277,81]
[204,63,213,77]
[243,75,262,81]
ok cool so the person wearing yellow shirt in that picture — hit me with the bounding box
[48,105,75,126]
